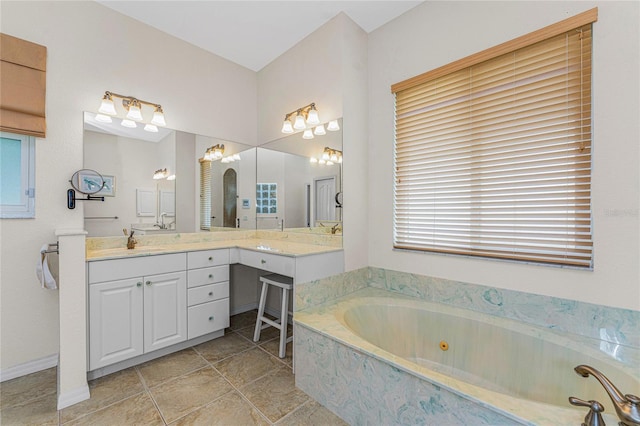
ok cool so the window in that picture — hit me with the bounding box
[392,9,596,268]
[256,183,277,214]
[199,159,211,230]
[0,131,35,218]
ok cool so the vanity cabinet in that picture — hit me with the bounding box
[186,249,230,339]
[88,253,187,370]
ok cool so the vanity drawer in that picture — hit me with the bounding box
[239,249,295,277]
[187,265,229,288]
[188,282,229,306]
[187,249,229,269]
[188,298,229,339]
[88,253,186,284]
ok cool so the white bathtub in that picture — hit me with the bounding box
[294,289,639,425]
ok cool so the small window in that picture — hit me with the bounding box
[256,183,277,214]
[0,131,35,218]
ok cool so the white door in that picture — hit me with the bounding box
[314,177,336,221]
[143,271,187,353]
[89,277,144,370]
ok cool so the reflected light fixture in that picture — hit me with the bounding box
[153,168,168,179]
[167,174,176,181]
[96,91,166,132]
[327,120,340,131]
[204,144,225,161]
[302,129,314,139]
[311,147,342,165]
[314,124,326,135]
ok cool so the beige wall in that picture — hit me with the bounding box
[0,1,257,371]
[368,1,640,310]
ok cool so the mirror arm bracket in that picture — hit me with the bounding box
[67,189,104,210]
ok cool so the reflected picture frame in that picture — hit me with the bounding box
[78,171,116,197]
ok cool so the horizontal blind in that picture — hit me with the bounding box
[199,159,211,230]
[394,24,593,268]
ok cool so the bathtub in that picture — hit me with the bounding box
[293,288,639,425]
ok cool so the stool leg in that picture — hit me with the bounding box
[279,287,289,358]
[253,282,268,342]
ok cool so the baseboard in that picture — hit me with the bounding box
[57,384,90,410]
[230,302,258,316]
[0,353,58,382]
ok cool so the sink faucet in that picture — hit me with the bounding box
[331,223,341,235]
[158,212,168,229]
[574,365,640,426]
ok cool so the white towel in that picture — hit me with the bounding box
[36,244,57,290]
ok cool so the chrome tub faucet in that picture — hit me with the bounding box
[574,364,640,426]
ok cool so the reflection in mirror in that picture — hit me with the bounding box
[83,112,177,236]
[196,136,256,231]
[257,119,342,237]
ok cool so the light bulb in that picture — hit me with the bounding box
[232,154,241,161]
[318,159,326,165]
[338,156,343,163]
[314,124,326,135]
[221,157,230,163]
[306,107,320,125]
[126,101,143,121]
[327,161,334,166]
[310,157,318,163]
[322,151,330,161]
[144,124,158,132]
[293,113,306,130]
[327,120,340,131]
[302,129,314,139]
[281,119,293,134]
[95,113,112,123]
[330,153,338,162]
[98,94,117,115]
[151,106,166,126]
[167,175,176,181]
[121,119,137,128]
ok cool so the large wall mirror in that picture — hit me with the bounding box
[83,112,255,237]
[257,118,342,236]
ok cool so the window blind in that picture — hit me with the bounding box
[393,12,595,268]
[199,159,212,230]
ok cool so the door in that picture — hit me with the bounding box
[143,271,187,353]
[89,277,144,370]
[223,168,237,228]
[314,177,336,222]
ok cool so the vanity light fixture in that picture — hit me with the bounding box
[281,102,326,135]
[96,91,166,132]
[153,168,168,180]
[204,144,225,161]
[310,147,342,165]
[166,174,176,181]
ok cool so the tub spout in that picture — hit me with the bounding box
[574,365,640,425]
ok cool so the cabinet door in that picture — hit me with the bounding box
[143,271,187,353]
[89,277,144,370]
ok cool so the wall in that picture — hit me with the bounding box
[258,13,368,270]
[368,1,640,310]
[0,1,257,371]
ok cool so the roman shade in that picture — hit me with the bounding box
[392,9,596,268]
[0,33,47,138]
[200,158,212,230]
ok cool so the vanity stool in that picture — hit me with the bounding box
[253,273,293,358]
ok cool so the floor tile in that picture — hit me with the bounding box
[239,367,310,423]
[63,392,162,426]
[228,310,259,331]
[260,339,293,365]
[235,322,291,343]
[170,391,269,426]
[214,347,282,388]
[276,400,348,426]
[149,367,233,424]
[0,367,57,409]
[60,368,144,423]
[137,348,207,388]
[193,332,254,363]
[0,393,58,425]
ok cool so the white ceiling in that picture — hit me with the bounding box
[98,1,423,71]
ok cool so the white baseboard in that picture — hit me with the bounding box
[0,354,58,382]
[57,384,90,410]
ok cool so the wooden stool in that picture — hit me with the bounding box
[253,273,293,358]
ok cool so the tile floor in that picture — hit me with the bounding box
[0,310,347,425]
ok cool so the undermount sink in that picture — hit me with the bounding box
[256,245,280,252]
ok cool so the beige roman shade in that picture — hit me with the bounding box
[0,33,47,138]
[200,158,212,230]
[392,9,597,268]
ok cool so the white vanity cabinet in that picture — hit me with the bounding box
[186,249,230,339]
[88,253,187,370]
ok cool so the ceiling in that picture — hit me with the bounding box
[98,1,423,71]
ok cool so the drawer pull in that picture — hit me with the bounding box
[145,280,152,286]
[208,274,213,279]
[208,316,214,321]
[137,282,142,287]
[208,292,213,296]
[208,256,213,261]
[261,259,266,264]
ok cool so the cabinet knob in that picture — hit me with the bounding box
[261,259,266,264]
[208,274,213,279]
[208,256,213,261]
[137,282,142,287]
[146,280,152,286]
[208,292,213,296]
[208,316,214,321]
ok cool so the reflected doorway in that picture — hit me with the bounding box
[314,176,336,222]
[223,169,237,228]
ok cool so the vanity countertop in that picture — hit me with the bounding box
[86,238,342,261]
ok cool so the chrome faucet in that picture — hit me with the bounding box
[574,365,640,426]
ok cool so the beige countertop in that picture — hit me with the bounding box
[86,238,342,261]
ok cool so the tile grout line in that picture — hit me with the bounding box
[134,365,169,425]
